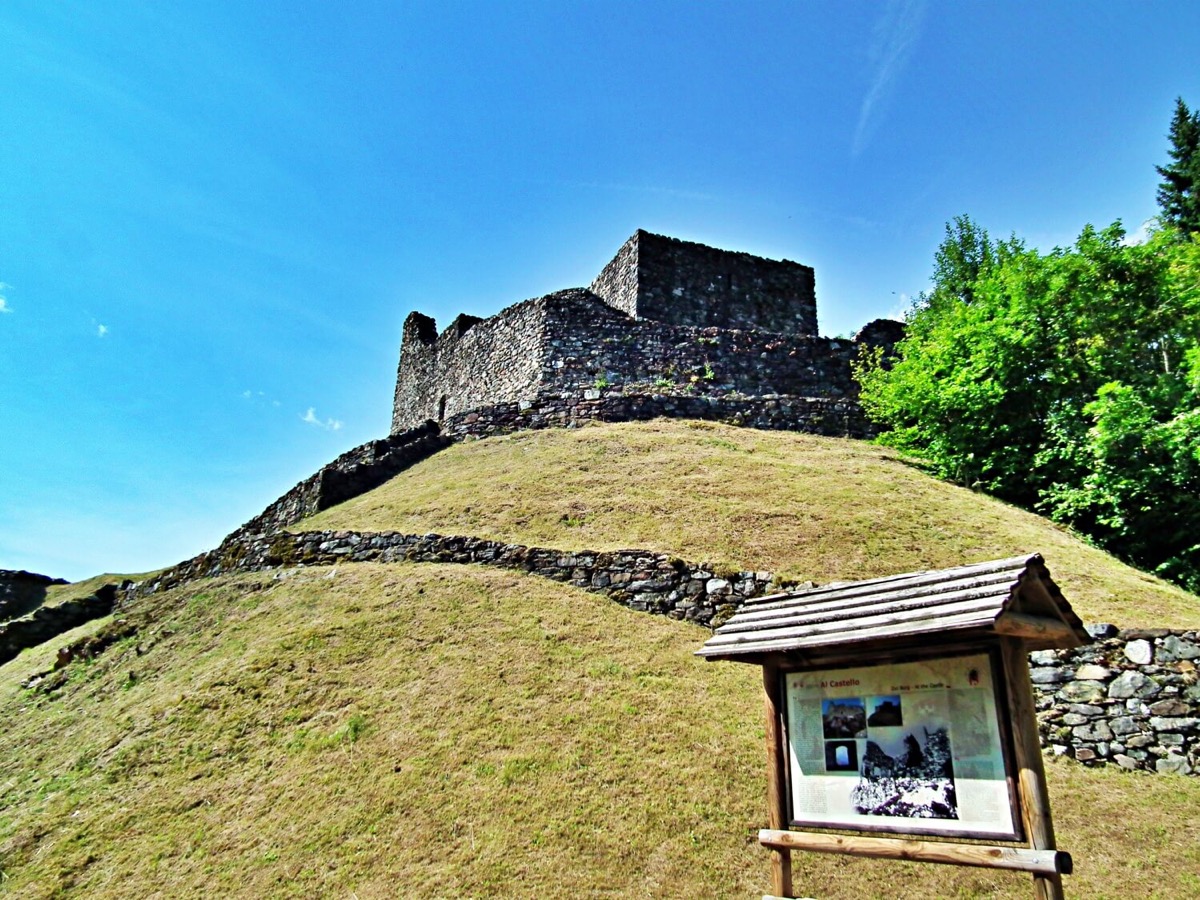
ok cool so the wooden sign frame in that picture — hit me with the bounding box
[777,646,1024,841]
[697,554,1088,900]
[760,639,1069,899]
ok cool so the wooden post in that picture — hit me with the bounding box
[762,663,793,899]
[1000,637,1065,900]
[758,830,1072,876]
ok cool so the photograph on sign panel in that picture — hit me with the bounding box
[822,697,867,739]
[852,725,957,819]
[784,652,1018,839]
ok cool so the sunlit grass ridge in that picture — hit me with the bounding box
[301,419,1199,628]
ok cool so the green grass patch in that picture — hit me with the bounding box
[0,563,1197,897]
[299,419,1199,628]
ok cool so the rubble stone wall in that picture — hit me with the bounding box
[219,420,450,543]
[442,392,874,440]
[0,584,118,666]
[1,570,68,623]
[588,230,818,335]
[124,528,1198,776]
[390,231,878,435]
[1032,627,1199,775]
[392,288,869,434]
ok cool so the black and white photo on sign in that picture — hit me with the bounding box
[851,725,958,820]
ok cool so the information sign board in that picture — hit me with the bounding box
[783,651,1020,840]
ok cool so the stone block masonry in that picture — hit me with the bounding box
[1032,626,1200,774]
[589,230,818,335]
[390,230,898,434]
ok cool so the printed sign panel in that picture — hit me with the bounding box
[784,652,1019,839]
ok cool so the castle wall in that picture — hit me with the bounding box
[590,230,818,336]
[391,295,559,432]
[443,393,873,440]
[537,290,856,400]
[391,289,861,435]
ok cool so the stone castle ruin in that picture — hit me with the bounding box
[73,229,1194,779]
[391,230,903,439]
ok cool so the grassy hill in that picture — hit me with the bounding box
[3,420,1199,898]
[301,420,1200,628]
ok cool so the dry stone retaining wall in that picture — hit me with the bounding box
[1033,626,1200,775]
[126,529,790,626]
[123,528,1199,775]
[443,392,874,440]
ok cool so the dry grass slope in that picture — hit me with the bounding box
[2,564,1198,899]
[4,419,1199,898]
[301,420,1200,628]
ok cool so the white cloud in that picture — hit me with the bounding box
[301,407,343,431]
[1121,219,1155,246]
[0,282,11,313]
[97,323,109,337]
[852,0,927,157]
[242,389,253,399]
[885,291,918,322]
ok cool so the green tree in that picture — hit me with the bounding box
[856,221,1200,590]
[1156,97,1200,234]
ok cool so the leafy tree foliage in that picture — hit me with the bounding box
[1157,97,1200,234]
[857,219,1200,591]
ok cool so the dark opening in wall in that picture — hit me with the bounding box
[438,396,448,421]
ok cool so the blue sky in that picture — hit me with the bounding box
[2,1,1198,581]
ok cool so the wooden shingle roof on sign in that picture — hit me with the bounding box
[698,554,1090,662]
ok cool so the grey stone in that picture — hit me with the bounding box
[1148,698,1191,716]
[1108,670,1161,700]
[1114,754,1140,770]
[1159,635,1200,661]
[1060,681,1106,703]
[1074,664,1112,681]
[1030,667,1068,685]
[1029,650,1060,666]
[1110,716,1140,735]
[1086,622,1119,639]
[1155,755,1192,775]
[1149,717,1199,732]
[627,579,672,592]
[705,578,731,596]
[1073,722,1114,742]
[1125,639,1154,665]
